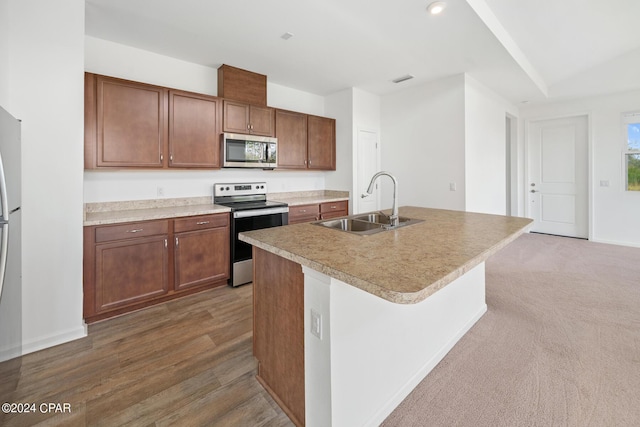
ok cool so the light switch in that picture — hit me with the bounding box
[310,309,322,339]
[600,180,610,187]
[449,182,457,191]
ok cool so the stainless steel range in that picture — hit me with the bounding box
[213,182,288,287]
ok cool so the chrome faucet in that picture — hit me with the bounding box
[361,171,399,227]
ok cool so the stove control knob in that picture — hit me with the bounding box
[226,186,230,191]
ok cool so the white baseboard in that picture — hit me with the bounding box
[19,324,88,358]
[589,237,640,248]
[0,343,23,363]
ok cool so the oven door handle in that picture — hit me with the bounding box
[233,206,289,219]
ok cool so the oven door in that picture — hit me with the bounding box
[230,207,288,286]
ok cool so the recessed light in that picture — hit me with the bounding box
[281,32,294,40]
[392,74,414,84]
[427,1,446,15]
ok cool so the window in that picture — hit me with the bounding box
[623,113,640,191]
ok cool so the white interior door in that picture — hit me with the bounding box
[356,129,379,214]
[527,115,588,238]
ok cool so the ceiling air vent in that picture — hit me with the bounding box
[392,74,414,84]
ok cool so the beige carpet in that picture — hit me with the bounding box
[382,233,640,427]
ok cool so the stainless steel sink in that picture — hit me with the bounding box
[313,211,424,235]
[352,213,416,225]
[315,218,384,235]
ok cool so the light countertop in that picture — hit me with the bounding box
[83,190,350,226]
[239,206,532,304]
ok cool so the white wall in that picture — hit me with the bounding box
[324,89,354,197]
[1,0,86,355]
[84,36,328,202]
[381,75,466,211]
[521,91,640,247]
[464,75,518,215]
[0,0,8,104]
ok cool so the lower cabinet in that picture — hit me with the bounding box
[174,214,230,291]
[84,213,230,323]
[288,200,349,225]
[319,200,348,220]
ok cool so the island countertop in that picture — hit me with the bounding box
[239,206,532,304]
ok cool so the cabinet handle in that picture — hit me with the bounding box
[331,205,337,209]
[164,239,168,248]
[160,154,164,162]
[127,228,143,233]
[196,221,210,225]
[170,154,173,162]
[175,237,179,246]
[304,160,307,166]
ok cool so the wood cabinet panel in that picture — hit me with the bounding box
[319,200,349,220]
[223,100,274,136]
[307,115,336,170]
[223,100,251,134]
[288,204,320,224]
[249,105,275,136]
[174,213,228,233]
[275,109,307,169]
[96,75,166,168]
[253,247,305,426]
[95,220,169,243]
[217,64,267,106]
[174,226,229,291]
[95,235,169,312]
[169,91,222,168]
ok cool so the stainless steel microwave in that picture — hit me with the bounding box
[222,133,278,169]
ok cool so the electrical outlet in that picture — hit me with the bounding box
[600,180,610,187]
[157,186,165,197]
[310,309,322,339]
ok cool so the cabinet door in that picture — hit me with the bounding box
[319,201,348,219]
[288,203,320,224]
[275,109,308,169]
[96,76,166,167]
[307,115,336,170]
[249,105,275,137]
[174,227,230,291]
[223,100,251,134]
[95,235,169,313]
[169,91,222,168]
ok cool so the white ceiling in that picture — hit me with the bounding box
[85,0,640,104]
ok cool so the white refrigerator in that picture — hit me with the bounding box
[0,105,22,362]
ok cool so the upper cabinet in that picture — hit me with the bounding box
[223,100,275,137]
[307,115,336,170]
[276,110,336,171]
[85,73,222,169]
[275,109,307,169]
[87,74,166,168]
[85,70,336,171]
[169,90,222,168]
[217,64,267,106]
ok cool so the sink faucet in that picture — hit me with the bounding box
[361,171,399,227]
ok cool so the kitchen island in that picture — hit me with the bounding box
[239,206,532,427]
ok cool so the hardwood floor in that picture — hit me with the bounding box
[0,284,294,427]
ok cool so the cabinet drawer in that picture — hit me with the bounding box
[174,213,229,233]
[95,220,169,243]
[320,201,348,214]
[288,204,320,224]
